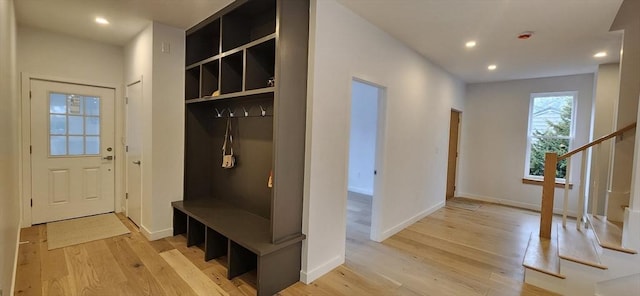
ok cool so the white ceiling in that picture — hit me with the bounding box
[337,0,624,83]
[16,0,624,83]
[15,0,232,45]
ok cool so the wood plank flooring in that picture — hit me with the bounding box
[587,214,638,254]
[15,196,557,295]
[557,222,607,269]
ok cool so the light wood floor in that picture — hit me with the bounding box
[15,197,557,295]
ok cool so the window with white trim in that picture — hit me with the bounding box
[525,92,577,180]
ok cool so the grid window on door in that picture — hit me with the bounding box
[49,93,101,156]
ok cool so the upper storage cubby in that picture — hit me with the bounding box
[220,51,244,94]
[201,60,220,97]
[221,0,276,52]
[185,66,200,100]
[245,38,275,90]
[186,19,220,66]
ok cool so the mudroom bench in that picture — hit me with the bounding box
[172,200,305,296]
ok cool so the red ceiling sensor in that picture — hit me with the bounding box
[518,31,534,39]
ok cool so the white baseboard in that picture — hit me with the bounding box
[300,255,344,284]
[458,192,577,217]
[10,220,21,296]
[373,201,445,242]
[140,225,173,241]
[347,186,373,196]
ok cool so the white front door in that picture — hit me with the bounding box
[31,79,116,224]
[126,81,142,226]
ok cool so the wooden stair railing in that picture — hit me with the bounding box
[539,122,637,239]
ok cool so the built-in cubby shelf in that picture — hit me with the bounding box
[186,19,220,66]
[180,0,309,295]
[185,67,200,100]
[221,0,276,52]
[185,35,276,102]
[220,51,244,94]
[201,60,219,97]
[246,38,275,90]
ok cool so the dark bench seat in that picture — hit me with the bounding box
[172,199,305,296]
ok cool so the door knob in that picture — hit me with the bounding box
[103,155,113,160]
[132,160,141,165]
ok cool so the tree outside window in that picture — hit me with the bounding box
[526,92,576,179]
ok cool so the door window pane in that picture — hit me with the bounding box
[68,136,84,155]
[68,95,83,115]
[86,136,100,154]
[85,97,100,116]
[48,92,102,156]
[50,136,67,155]
[68,116,84,135]
[50,93,67,114]
[85,117,100,135]
[50,115,66,135]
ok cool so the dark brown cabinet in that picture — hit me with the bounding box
[173,0,309,295]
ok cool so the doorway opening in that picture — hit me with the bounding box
[346,79,384,243]
[446,109,461,200]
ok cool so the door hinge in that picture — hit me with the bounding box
[125,193,128,200]
[29,91,32,99]
[126,145,129,152]
[30,145,32,154]
[30,199,33,207]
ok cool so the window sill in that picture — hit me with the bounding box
[522,178,573,189]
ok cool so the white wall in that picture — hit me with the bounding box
[17,26,126,226]
[609,0,640,223]
[149,22,185,239]
[124,22,184,240]
[459,74,595,214]
[347,80,378,196]
[303,0,465,283]
[616,0,640,250]
[589,63,619,215]
[0,0,20,293]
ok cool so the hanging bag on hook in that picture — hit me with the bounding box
[221,117,235,169]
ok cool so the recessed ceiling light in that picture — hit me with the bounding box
[488,64,497,70]
[95,17,110,25]
[465,41,476,48]
[594,51,607,58]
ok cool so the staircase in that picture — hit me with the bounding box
[523,216,638,295]
[523,123,640,295]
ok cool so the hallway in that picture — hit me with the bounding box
[15,198,557,295]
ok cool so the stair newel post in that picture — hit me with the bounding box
[563,157,571,227]
[541,152,558,239]
[577,151,588,229]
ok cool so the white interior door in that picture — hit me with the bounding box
[31,79,116,224]
[126,81,142,226]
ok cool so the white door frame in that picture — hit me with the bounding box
[347,76,388,242]
[20,73,125,227]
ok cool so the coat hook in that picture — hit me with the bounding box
[214,108,223,118]
[228,107,234,117]
[259,105,266,116]
[242,106,249,117]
